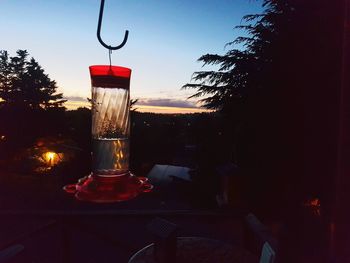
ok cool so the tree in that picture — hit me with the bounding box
[182,1,292,176]
[0,50,67,154]
[182,0,301,213]
[0,49,66,110]
[183,1,345,261]
[183,1,292,115]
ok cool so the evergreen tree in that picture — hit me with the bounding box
[182,0,292,117]
[184,0,343,227]
[182,0,301,213]
[0,50,67,154]
[0,50,66,110]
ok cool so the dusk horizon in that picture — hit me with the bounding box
[63,95,211,113]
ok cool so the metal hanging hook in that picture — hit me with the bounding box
[97,0,129,51]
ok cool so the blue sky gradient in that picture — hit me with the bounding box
[1,0,263,110]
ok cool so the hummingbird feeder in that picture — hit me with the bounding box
[64,0,152,202]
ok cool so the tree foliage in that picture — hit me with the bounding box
[184,0,344,218]
[0,50,66,110]
[182,0,295,208]
[183,0,293,117]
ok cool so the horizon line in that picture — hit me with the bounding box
[64,100,212,114]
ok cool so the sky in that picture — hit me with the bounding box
[1,0,263,113]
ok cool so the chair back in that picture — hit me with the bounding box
[259,242,275,263]
[245,213,278,262]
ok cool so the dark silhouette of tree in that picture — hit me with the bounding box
[184,1,346,261]
[130,98,138,111]
[0,50,66,110]
[181,1,290,189]
[183,0,325,208]
[0,50,67,156]
[183,1,291,116]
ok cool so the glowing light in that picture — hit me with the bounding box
[0,135,5,140]
[47,152,55,159]
[303,197,321,216]
[43,151,61,166]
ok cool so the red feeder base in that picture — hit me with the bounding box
[64,173,152,203]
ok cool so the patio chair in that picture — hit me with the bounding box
[245,213,278,263]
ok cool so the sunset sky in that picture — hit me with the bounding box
[1,0,262,113]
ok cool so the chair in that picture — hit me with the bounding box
[244,213,278,263]
[129,217,258,263]
[260,242,275,263]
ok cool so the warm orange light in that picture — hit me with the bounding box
[303,197,321,216]
[48,152,55,159]
[309,198,320,207]
[43,151,60,166]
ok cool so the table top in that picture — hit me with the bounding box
[0,173,184,214]
[128,237,258,263]
[0,171,244,216]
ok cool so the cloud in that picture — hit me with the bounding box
[63,96,88,102]
[136,98,199,108]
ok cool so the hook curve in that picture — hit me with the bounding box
[97,0,129,50]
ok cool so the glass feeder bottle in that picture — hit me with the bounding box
[64,65,152,202]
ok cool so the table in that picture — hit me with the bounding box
[0,171,249,262]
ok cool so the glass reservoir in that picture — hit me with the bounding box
[64,65,152,202]
[91,68,131,176]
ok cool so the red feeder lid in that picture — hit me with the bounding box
[89,65,132,89]
[89,65,131,78]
